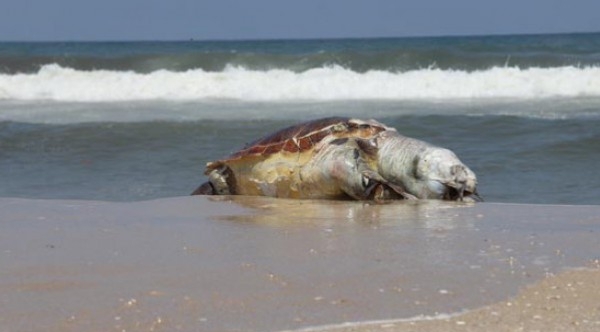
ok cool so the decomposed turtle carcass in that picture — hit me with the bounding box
[193,117,481,202]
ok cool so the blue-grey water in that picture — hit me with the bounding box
[1,33,599,204]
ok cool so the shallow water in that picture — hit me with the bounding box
[2,34,600,205]
[1,100,599,204]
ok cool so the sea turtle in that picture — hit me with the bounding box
[192,117,481,202]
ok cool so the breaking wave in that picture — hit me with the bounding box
[1,64,600,102]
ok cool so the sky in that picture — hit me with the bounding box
[1,0,600,41]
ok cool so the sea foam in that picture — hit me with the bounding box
[1,64,600,102]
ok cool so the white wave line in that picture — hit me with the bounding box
[277,311,466,332]
[1,64,600,102]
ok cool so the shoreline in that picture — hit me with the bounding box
[286,267,600,332]
[1,196,599,331]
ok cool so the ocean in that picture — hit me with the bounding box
[1,33,599,204]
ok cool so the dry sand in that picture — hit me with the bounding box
[0,196,599,332]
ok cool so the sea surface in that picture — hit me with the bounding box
[1,33,599,204]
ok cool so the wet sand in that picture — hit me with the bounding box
[293,268,600,332]
[0,196,599,332]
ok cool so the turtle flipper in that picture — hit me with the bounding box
[193,162,237,196]
[361,170,417,201]
[191,182,215,195]
[205,164,236,195]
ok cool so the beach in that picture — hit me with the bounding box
[1,34,600,331]
[299,268,600,332]
[1,196,599,332]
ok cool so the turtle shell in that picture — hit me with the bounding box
[200,117,394,197]
[226,117,389,160]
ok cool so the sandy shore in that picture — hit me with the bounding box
[0,196,599,332]
[293,267,600,332]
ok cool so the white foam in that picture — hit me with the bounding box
[1,64,600,102]
[277,312,465,332]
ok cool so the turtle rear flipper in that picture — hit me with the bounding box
[191,182,215,195]
[192,162,237,195]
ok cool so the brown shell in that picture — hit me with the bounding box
[227,117,388,160]
[200,117,393,196]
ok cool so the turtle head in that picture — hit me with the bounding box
[412,147,480,201]
[373,134,481,201]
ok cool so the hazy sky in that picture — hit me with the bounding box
[1,0,599,41]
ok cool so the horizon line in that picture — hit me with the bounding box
[1,30,598,43]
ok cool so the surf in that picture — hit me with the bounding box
[2,64,600,102]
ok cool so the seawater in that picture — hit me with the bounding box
[1,33,599,204]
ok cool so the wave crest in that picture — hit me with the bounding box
[1,64,600,102]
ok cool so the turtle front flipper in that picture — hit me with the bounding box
[352,138,417,201]
[361,170,417,201]
[327,140,411,201]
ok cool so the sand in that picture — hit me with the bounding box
[295,268,600,332]
[0,196,599,332]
